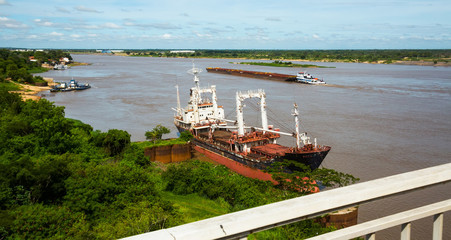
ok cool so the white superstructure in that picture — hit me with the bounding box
[173,65,226,133]
[296,71,326,85]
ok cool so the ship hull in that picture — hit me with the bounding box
[191,137,330,182]
[192,141,275,182]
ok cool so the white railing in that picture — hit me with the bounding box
[306,200,451,240]
[122,163,451,240]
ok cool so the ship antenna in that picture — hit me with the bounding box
[187,63,203,103]
[187,62,202,89]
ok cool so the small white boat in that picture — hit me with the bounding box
[296,72,326,85]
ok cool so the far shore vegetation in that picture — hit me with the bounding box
[231,60,335,68]
[67,49,451,66]
[0,49,72,90]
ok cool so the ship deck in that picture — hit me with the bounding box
[251,144,292,157]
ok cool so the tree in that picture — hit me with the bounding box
[102,129,131,156]
[145,125,170,143]
[179,131,193,142]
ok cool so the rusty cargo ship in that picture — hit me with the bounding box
[173,65,331,182]
[206,67,297,81]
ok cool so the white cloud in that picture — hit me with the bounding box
[123,19,180,30]
[0,16,27,28]
[34,19,54,27]
[49,31,64,36]
[0,0,10,5]
[265,17,281,22]
[161,33,172,39]
[194,31,212,38]
[70,34,81,38]
[56,7,71,13]
[75,6,102,13]
[102,22,122,29]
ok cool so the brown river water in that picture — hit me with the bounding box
[38,55,451,239]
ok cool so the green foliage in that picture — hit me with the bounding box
[91,200,181,239]
[249,219,336,239]
[145,124,170,142]
[133,130,192,150]
[267,160,359,193]
[0,48,71,86]
[160,191,230,223]
[123,49,451,64]
[236,61,334,68]
[63,162,161,219]
[121,143,150,167]
[179,130,194,142]
[102,129,131,156]
[9,204,88,239]
[162,160,296,210]
[0,81,22,91]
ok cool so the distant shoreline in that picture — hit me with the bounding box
[74,52,450,67]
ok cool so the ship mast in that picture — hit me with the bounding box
[175,85,182,116]
[188,63,202,103]
[292,103,301,149]
[293,103,313,148]
[236,89,268,137]
[188,64,202,123]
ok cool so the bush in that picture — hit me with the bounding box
[162,160,288,210]
[102,129,131,156]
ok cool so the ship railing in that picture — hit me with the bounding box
[121,163,451,240]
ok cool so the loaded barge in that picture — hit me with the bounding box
[174,65,331,182]
[206,67,297,81]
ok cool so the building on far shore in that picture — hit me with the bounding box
[96,49,124,53]
[170,50,195,54]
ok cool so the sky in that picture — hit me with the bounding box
[0,0,450,49]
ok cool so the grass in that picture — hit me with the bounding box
[133,138,188,150]
[68,62,91,67]
[161,191,231,223]
[0,81,22,91]
[27,67,48,74]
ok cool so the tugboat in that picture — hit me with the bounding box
[296,71,326,85]
[173,65,331,182]
[50,79,91,92]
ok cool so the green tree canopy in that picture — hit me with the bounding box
[145,124,170,143]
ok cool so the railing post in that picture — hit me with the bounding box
[400,222,411,240]
[433,213,443,240]
[365,233,375,240]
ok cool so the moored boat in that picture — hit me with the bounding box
[173,65,331,182]
[296,71,326,85]
[50,79,91,92]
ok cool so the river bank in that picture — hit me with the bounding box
[241,58,451,67]
[8,78,55,101]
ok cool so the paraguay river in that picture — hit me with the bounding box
[37,54,451,240]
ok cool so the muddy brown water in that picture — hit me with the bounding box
[38,55,451,239]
